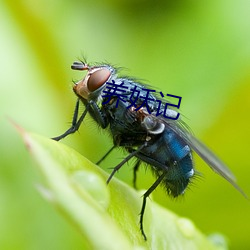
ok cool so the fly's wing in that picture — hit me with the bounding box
[165,120,247,198]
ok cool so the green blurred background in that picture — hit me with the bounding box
[1,0,250,249]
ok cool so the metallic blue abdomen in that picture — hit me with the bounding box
[136,127,194,197]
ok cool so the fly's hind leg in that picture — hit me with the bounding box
[133,160,141,189]
[140,172,166,240]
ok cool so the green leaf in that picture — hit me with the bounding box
[19,128,227,250]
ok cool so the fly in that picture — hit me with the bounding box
[52,60,246,240]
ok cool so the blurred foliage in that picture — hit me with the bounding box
[17,129,224,250]
[0,0,250,249]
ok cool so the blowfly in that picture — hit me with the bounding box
[52,60,246,240]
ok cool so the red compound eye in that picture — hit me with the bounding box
[87,68,111,92]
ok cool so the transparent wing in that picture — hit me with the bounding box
[165,120,247,198]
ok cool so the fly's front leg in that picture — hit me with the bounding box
[89,100,108,129]
[52,99,88,141]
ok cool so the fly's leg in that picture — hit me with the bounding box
[52,99,88,141]
[52,99,108,141]
[88,100,107,129]
[107,143,146,184]
[96,145,116,165]
[140,172,166,240]
[133,160,141,189]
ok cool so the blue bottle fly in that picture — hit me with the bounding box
[52,60,246,240]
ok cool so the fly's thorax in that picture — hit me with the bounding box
[141,115,165,135]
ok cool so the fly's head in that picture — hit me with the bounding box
[72,61,115,101]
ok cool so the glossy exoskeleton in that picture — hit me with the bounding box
[52,60,246,240]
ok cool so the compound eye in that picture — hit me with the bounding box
[87,68,111,92]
